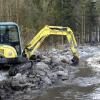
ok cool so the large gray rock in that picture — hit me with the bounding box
[55,70,68,81]
[11,73,27,90]
[42,76,52,85]
[36,62,50,70]
[51,55,70,66]
[56,71,68,77]
[42,55,51,64]
[13,73,27,84]
[48,73,57,83]
[36,70,46,76]
[51,56,61,65]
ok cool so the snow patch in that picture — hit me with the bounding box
[0,71,8,81]
[87,52,100,71]
[78,45,100,57]
[73,76,100,87]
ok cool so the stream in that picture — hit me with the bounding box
[32,60,100,100]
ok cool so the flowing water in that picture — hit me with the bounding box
[33,59,100,100]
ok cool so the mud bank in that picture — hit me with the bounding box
[0,49,73,100]
[0,44,100,100]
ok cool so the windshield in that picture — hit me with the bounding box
[0,25,19,43]
[0,25,21,55]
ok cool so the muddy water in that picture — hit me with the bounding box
[33,60,100,100]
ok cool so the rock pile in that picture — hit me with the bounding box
[0,49,72,100]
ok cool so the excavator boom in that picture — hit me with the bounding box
[24,25,79,64]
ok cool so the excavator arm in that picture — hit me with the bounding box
[23,25,79,64]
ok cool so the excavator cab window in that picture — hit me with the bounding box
[0,25,21,55]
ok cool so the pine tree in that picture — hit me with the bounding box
[85,0,98,43]
[62,0,74,27]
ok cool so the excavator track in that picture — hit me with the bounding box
[9,61,33,76]
[8,55,42,76]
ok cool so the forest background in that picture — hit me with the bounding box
[0,0,100,48]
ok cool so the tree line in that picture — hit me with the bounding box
[0,0,100,47]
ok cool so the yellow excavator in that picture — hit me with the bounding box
[0,22,79,74]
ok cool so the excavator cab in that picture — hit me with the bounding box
[0,23,21,55]
[0,22,23,65]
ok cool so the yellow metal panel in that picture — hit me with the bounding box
[0,45,17,58]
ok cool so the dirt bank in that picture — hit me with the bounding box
[0,45,100,100]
